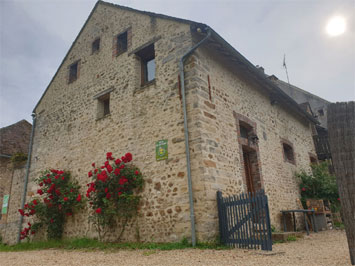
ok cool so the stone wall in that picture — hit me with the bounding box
[28,3,196,242]
[185,46,316,240]
[0,163,26,244]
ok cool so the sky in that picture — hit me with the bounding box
[0,0,354,127]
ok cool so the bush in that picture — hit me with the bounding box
[296,162,340,211]
[18,169,83,240]
[86,152,144,241]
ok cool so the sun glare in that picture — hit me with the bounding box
[326,16,346,37]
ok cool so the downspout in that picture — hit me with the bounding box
[17,113,36,243]
[179,27,211,247]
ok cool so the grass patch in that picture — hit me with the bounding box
[0,237,230,252]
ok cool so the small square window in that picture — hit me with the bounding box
[97,94,110,119]
[92,38,100,54]
[117,31,128,55]
[283,143,295,164]
[136,44,155,85]
[69,62,78,83]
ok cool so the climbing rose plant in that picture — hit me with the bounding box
[86,152,144,241]
[18,169,83,240]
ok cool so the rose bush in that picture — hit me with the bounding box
[18,169,83,240]
[86,152,144,241]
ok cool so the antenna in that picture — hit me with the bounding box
[283,54,290,84]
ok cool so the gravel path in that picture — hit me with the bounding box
[0,230,351,266]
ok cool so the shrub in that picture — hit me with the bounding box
[18,169,83,240]
[86,152,144,241]
[296,162,340,211]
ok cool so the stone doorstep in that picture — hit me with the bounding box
[272,231,305,241]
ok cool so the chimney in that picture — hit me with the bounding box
[256,65,265,74]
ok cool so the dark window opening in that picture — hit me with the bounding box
[283,143,295,164]
[97,94,110,119]
[136,44,155,85]
[239,121,253,139]
[117,31,128,55]
[69,62,78,83]
[92,38,100,54]
[318,109,324,116]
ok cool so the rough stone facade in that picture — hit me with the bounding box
[18,1,316,244]
[0,120,31,242]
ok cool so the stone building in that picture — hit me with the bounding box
[266,74,332,162]
[0,120,31,242]
[19,1,319,244]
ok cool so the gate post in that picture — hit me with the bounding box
[216,191,225,245]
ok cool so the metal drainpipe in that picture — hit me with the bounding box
[17,113,36,243]
[179,27,211,247]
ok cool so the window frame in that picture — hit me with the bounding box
[68,61,80,84]
[281,140,296,165]
[135,43,155,86]
[116,31,128,56]
[92,38,101,54]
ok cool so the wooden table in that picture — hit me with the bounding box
[280,209,318,235]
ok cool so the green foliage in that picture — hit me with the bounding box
[18,170,84,240]
[0,237,229,252]
[286,236,297,241]
[86,152,144,241]
[296,162,340,209]
[10,152,27,163]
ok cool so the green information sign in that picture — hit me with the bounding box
[156,139,168,161]
[2,195,9,214]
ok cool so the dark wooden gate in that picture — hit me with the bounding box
[217,190,272,251]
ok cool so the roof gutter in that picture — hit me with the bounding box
[179,26,211,247]
[17,113,36,243]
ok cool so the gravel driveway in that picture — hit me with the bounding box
[0,230,351,266]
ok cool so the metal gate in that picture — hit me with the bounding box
[217,190,272,251]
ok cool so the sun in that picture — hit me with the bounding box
[326,16,346,37]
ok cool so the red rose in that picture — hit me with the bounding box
[115,159,121,165]
[106,152,113,160]
[104,188,108,193]
[31,231,35,235]
[18,209,25,216]
[47,178,52,184]
[55,189,61,196]
[100,166,105,169]
[119,177,128,185]
[94,169,98,174]
[125,153,133,162]
[29,209,36,215]
[76,194,81,202]
[39,182,43,187]
[114,168,120,176]
[24,204,29,209]
[63,197,69,202]
[28,222,31,227]
[51,169,58,174]
[337,198,341,201]
[118,192,122,196]
[119,164,125,170]
[135,170,139,175]
[95,208,102,214]
[37,189,43,195]
[88,171,93,177]
[106,164,113,173]
[62,176,65,181]
[33,200,38,205]
[50,219,54,223]
[301,187,306,191]
[66,212,72,216]
[92,163,96,167]
[46,174,51,177]
[106,193,111,199]
[104,161,109,166]
[55,175,59,179]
